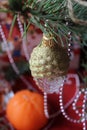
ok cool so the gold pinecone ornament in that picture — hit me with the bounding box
[29,33,69,93]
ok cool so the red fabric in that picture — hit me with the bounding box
[12,72,83,130]
[0,19,82,130]
[0,47,82,130]
[1,24,20,39]
[0,53,83,129]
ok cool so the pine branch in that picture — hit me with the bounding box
[0,0,87,44]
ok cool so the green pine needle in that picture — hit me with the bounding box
[8,14,17,39]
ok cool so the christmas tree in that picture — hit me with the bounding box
[0,0,87,130]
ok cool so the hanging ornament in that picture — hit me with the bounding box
[29,33,69,93]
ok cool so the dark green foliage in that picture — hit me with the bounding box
[8,0,23,11]
[0,0,87,42]
[6,0,87,45]
[4,60,31,81]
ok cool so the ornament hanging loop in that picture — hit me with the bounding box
[43,20,56,47]
[42,34,56,48]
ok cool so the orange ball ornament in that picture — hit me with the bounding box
[6,90,48,130]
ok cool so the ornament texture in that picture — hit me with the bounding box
[34,76,65,93]
[29,34,69,80]
[29,34,69,93]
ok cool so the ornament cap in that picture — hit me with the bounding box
[42,33,56,47]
